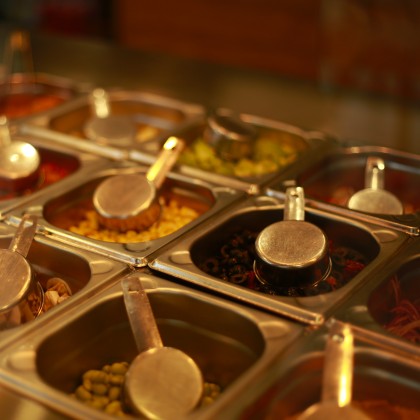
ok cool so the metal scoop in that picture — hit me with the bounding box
[0,115,40,191]
[122,275,203,419]
[204,112,257,161]
[348,156,403,215]
[84,88,136,146]
[254,186,331,290]
[0,215,42,319]
[93,136,184,232]
[298,322,370,420]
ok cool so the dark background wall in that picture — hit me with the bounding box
[1,0,420,101]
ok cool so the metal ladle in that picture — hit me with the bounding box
[93,136,184,232]
[0,215,43,324]
[0,115,40,191]
[254,186,331,290]
[348,156,403,215]
[204,112,257,161]
[298,322,370,420]
[122,275,203,419]
[84,88,136,146]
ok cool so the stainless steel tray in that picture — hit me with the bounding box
[0,271,304,420]
[0,221,128,350]
[223,319,420,419]
[266,145,420,234]
[333,236,420,347]
[22,88,204,151]
[2,161,244,267]
[149,194,410,325]
[1,72,91,124]
[0,128,109,216]
[142,110,339,194]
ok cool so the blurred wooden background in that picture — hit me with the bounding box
[114,0,420,100]
[1,0,420,100]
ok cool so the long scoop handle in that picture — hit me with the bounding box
[122,275,163,353]
[0,116,12,147]
[322,322,354,406]
[89,88,111,119]
[9,214,38,258]
[284,186,305,221]
[365,157,385,190]
[146,136,185,189]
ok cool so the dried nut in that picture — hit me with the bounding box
[108,374,124,386]
[91,383,108,396]
[104,400,124,415]
[75,385,92,401]
[108,386,121,401]
[83,369,107,383]
[87,396,109,409]
[110,362,129,375]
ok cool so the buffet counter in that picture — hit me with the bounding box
[0,27,419,420]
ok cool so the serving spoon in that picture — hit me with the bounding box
[348,156,403,215]
[93,136,184,232]
[0,115,40,191]
[0,215,43,325]
[84,88,136,146]
[122,275,203,419]
[254,186,331,290]
[298,322,370,420]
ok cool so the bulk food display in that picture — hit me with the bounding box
[0,30,418,420]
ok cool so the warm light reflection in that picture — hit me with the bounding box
[338,325,354,407]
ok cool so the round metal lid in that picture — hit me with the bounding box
[84,114,136,145]
[0,141,40,180]
[84,88,136,145]
[93,174,155,219]
[255,220,329,269]
[125,347,203,419]
[348,188,403,215]
[348,156,403,215]
[0,250,32,313]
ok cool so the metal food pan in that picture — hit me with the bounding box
[226,319,420,419]
[0,271,304,420]
[333,236,420,347]
[266,146,420,234]
[0,72,90,123]
[149,194,410,325]
[0,128,109,216]
[137,110,338,194]
[23,89,204,151]
[0,221,128,350]
[2,161,244,267]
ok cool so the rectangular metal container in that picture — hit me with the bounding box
[2,160,245,267]
[266,146,420,235]
[224,319,420,419]
[332,236,420,347]
[22,89,205,153]
[0,221,129,350]
[149,194,410,325]
[0,271,304,420]
[136,110,338,194]
[1,72,90,123]
[0,127,109,216]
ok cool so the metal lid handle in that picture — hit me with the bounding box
[89,88,111,119]
[365,156,385,190]
[284,186,305,221]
